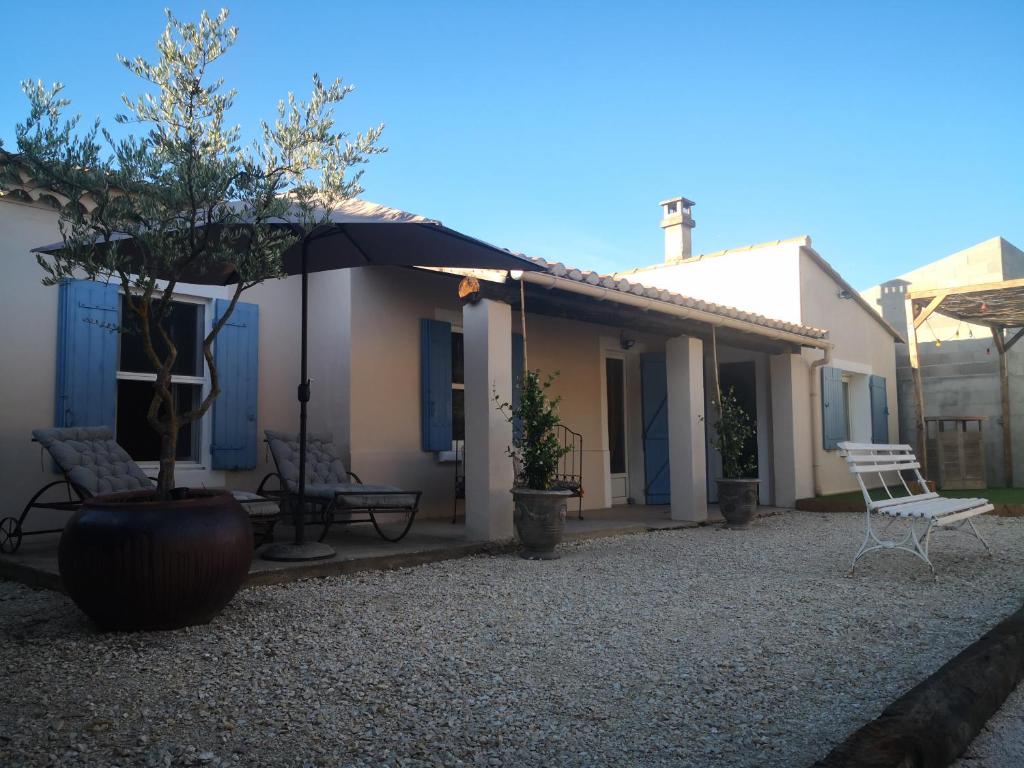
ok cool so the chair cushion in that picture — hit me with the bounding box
[33,426,154,497]
[230,491,280,519]
[306,483,418,510]
[264,430,349,491]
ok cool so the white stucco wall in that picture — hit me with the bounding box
[615,242,805,325]
[0,199,65,523]
[616,239,899,498]
[340,267,669,517]
[799,250,900,494]
[0,197,293,528]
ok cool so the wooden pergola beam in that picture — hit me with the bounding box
[905,294,928,476]
[912,291,949,329]
[1005,328,1024,352]
[992,327,1014,487]
[907,276,1024,301]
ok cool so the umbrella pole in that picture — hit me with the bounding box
[296,242,309,546]
[263,236,335,562]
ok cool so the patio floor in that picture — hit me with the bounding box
[2,511,1021,767]
[0,503,748,591]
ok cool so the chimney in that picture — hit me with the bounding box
[660,196,696,262]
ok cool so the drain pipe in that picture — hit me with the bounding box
[809,345,833,497]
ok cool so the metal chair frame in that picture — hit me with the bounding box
[552,424,584,519]
[262,443,421,543]
[1,436,280,555]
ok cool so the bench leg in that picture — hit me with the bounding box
[852,514,936,578]
[965,517,991,555]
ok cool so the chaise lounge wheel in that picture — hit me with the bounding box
[0,517,22,554]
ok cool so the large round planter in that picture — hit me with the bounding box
[512,487,573,560]
[58,489,253,631]
[716,478,760,529]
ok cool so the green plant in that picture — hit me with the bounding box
[1,8,383,498]
[712,386,757,479]
[495,370,571,490]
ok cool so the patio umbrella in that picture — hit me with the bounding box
[34,200,543,560]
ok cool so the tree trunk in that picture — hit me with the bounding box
[156,428,178,498]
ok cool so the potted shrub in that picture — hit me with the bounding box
[496,370,572,559]
[2,10,381,629]
[712,386,759,528]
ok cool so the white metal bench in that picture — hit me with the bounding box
[838,442,992,576]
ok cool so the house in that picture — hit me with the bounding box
[861,236,1024,487]
[0,184,898,545]
[615,198,903,500]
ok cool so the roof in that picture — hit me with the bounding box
[614,235,904,343]
[616,235,811,276]
[528,255,829,341]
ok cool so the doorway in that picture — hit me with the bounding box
[717,361,759,496]
[605,355,628,504]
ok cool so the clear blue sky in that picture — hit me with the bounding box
[2,1,1022,289]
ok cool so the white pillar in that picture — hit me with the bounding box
[666,336,707,522]
[769,352,813,507]
[463,298,514,541]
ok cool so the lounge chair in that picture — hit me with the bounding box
[0,427,280,554]
[264,430,420,543]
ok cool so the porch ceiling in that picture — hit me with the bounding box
[484,279,803,355]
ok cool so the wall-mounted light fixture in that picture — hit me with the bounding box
[458,275,481,304]
[620,332,636,350]
[837,289,853,300]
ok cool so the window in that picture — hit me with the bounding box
[606,357,626,474]
[116,296,205,462]
[451,330,465,443]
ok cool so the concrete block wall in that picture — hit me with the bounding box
[866,237,1024,488]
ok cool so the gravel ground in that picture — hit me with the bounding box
[953,683,1024,767]
[2,511,1023,768]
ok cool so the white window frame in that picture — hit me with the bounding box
[601,346,629,505]
[116,288,213,469]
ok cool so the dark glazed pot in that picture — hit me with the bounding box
[58,489,252,631]
[716,479,760,529]
[512,488,572,560]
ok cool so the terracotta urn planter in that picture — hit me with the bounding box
[512,487,572,560]
[58,489,252,631]
[716,478,760,529]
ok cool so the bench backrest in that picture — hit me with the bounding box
[837,441,934,511]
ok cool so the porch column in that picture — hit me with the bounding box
[463,298,515,541]
[666,335,707,522]
[769,352,813,507]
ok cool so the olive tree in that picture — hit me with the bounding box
[1,9,383,497]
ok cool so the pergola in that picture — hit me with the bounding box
[906,277,1024,484]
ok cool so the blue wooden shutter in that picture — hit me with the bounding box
[641,354,671,504]
[821,366,846,450]
[55,279,120,428]
[420,319,453,451]
[512,333,524,440]
[869,374,888,444]
[211,299,259,470]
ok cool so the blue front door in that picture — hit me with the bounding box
[641,354,670,505]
